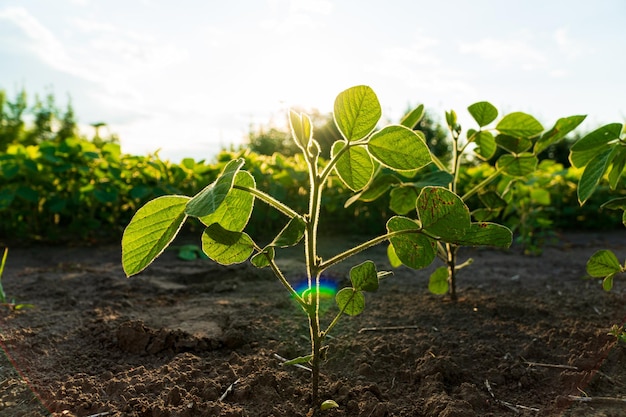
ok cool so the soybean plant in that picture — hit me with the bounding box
[121,85,512,412]
[349,101,585,300]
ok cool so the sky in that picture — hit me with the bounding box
[1,0,625,161]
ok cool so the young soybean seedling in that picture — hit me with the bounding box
[121,85,511,413]
[349,102,585,300]
[0,248,34,311]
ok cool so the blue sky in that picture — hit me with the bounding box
[1,0,625,161]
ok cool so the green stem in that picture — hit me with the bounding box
[430,153,448,172]
[303,145,323,409]
[318,228,436,272]
[450,130,462,195]
[322,290,354,337]
[460,167,504,202]
[446,243,459,302]
[266,253,307,308]
[232,185,299,219]
[318,139,358,184]
[0,248,8,304]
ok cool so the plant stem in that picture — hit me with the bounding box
[309,287,322,409]
[304,146,323,409]
[232,185,299,219]
[318,228,435,272]
[461,167,504,202]
[264,253,306,308]
[0,248,8,304]
[446,243,459,301]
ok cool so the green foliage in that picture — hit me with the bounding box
[0,88,220,243]
[0,138,217,243]
[0,88,86,151]
[608,324,626,343]
[570,122,626,300]
[570,123,626,206]
[586,250,625,291]
[121,85,517,412]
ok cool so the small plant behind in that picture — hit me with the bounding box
[348,102,585,299]
[569,123,626,290]
[0,248,33,311]
[568,122,626,341]
[121,85,515,412]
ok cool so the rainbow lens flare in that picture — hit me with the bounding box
[293,276,338,299]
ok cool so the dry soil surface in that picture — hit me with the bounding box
[1,231,625,417]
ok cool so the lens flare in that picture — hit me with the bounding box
[293,276,338,299]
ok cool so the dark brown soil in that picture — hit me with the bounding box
[0,231,625,417]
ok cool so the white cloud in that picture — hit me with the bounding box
[459,37,547,71]
[372,35,474,99]
[262,0,333,34]
[289,0,334,15]
[554,28,583,59]
[0,7,77,74]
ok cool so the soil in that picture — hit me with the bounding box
[0,231,625,417]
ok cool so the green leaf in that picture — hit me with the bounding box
[445,110,458,130]
[334,85,381,141]
[176,244,205,261]
[478,191,507,209]
[349,260,379,292]
[468,101,498,127]
[251,247,275,268]
[587,250,623,277]
[603,275,615,292]
[332,141,374,191]
[201,223,254,265]
[570,123,623,168]
[270,216,306,248]
[428,266,449,295]
[289,110,312,151]
[368,125,432,171]
[608,148,626,190]
[345,174,401,206]
[186,158,245,217]
[94,188,118,204]
[389,186,419,215]
[495,134,532,154]
[387,244,402,268]
[452,222,512,248]
[578,148,617,205]
[282,354,313,366]
[387,216,436,269]
[1,161,20,178]
[335,288,365,316]
[496,112,543,138]
[534,115,586,154]
[46,196,67,213]
[600,197,626,211]
[16,186,38,203]
[471,208,499,222]
[320,400,339,411]
[0,189,15,210]
[474,131,497,160]
[496,153,538,177]
[530,188,551,206]
[400,104,425,129]
[410,170,454,189]
[122,195,190,276]
[416,187,471,241]
[199,171,255,232]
